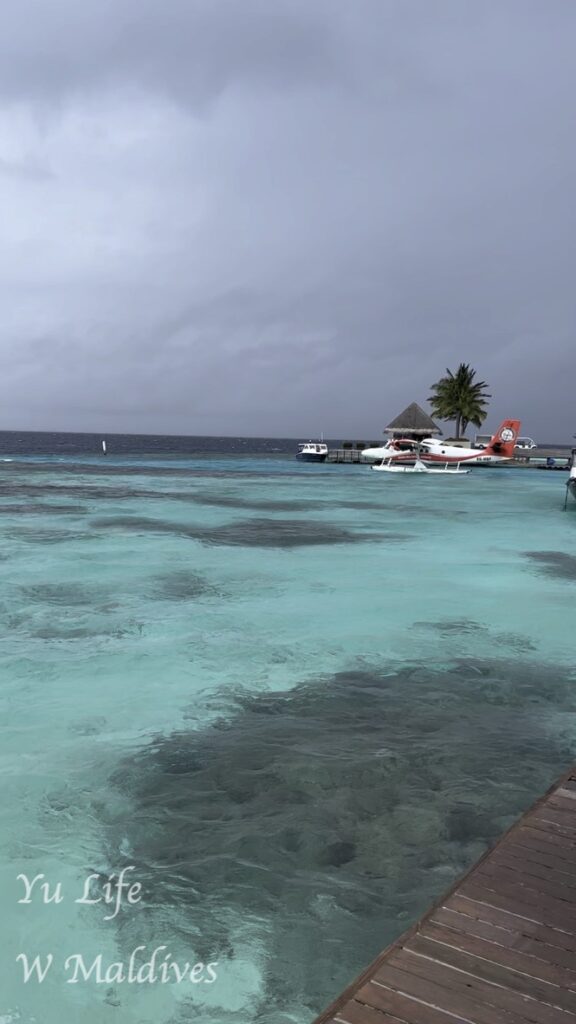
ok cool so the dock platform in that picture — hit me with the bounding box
[327,449,369,463]
[313,765,576,1024]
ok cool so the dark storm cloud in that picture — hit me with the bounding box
[0,0,341,106]
[1,1,575,439]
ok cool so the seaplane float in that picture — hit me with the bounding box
[363,419,521,475]
[372,457,469,475]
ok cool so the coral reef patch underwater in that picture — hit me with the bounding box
[96,657,576,1022]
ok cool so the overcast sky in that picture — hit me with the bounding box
[1,0,574,439]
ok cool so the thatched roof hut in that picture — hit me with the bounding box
[385,402,442,438]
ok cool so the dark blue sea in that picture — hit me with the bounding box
[0,430,341,458]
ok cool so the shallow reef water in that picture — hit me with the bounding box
[91,513,405,548]
[525,550,576,580]
[1,454,576,1024]
[100,658,576,1022]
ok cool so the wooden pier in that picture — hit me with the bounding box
[313,765,576,1024]
[327,449,369,463]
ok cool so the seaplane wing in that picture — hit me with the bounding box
[361,439,419,461]
[419,420,521,464]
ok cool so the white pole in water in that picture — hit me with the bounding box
[102,440,107,455]
[565,447,576,510]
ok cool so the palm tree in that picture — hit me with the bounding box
[429,364,491,439]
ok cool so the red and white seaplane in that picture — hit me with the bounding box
[362,419,521,473]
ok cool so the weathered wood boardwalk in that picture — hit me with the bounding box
[327,449,369,463]
[313,766,576,1024]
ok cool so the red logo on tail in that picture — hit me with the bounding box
[486,420,521,458]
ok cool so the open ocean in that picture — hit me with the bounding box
[1,431,576,1024]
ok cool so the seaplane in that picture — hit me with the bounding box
[363,419,521,471]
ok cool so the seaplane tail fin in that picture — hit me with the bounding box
[484,419,521,458]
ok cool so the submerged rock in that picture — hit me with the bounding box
[525,550,576,580]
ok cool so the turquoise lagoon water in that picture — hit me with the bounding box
[1,453,576,1023]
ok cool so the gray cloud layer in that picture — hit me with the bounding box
[1,0,574,439]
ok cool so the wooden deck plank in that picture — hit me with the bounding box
[333,1003,407,1024]
[374,959,541,1024]
[342,983,473,1024]
[518,822,576,846]
[490,846,576,881]
[402,935,576,1014]
[532,804,576,826]
[365,967,530,1024]
[456,881,576,932]
[387,948,576,1024]
[473,864,576,906]
[514,826,576,855]
[444,895,576,953]
[417,921,576,990]
[429,908,576,971]
[313,766,576,1024]
[557,783,576,795]
[524,817,576,842]
[480,859,576,896]
[335,992,464,1024]
[547,795,576,813]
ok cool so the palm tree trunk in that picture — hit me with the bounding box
[455,414,462,438]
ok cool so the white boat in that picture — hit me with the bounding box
[296,441,328,463]
[372,457,469,475]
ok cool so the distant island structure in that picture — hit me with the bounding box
[326,401,566,466]
[383,401,442,442]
